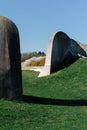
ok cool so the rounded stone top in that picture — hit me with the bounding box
[0,16,18,33]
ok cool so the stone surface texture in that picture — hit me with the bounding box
[0,16,22,100]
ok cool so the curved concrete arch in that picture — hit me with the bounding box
[39,31,87,77]
[51,31,71,73]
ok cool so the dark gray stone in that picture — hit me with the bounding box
[0,16,22,100]
[51,32,87,73]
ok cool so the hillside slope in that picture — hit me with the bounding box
[0,58,87,130]
[23,58,87,100]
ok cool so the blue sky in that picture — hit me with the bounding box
[0,0,87,53]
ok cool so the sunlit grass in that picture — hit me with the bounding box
[0,58,87,130]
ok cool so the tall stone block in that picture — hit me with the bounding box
[0,16,22,100]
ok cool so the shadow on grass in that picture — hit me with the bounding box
[23,95,87,106]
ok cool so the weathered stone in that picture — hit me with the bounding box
[39,31,87,77]
[0,16,22,100]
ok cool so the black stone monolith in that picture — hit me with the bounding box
[0,16,22,100]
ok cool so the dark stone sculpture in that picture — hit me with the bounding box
[0,16,22,100]
[39,31,87,77]
[51,32,87,73]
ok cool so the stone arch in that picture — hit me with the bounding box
[39,31,87,77]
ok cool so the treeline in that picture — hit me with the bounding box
[21,51,46,62]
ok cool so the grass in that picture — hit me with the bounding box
[23,58,87,100]
[0,58,87,129]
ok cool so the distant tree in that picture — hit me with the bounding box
[37,51,46,56]
[21,51,46,62]
[41,52,46,56]
[38,51,42,55]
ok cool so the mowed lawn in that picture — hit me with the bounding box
[0,58,87,130]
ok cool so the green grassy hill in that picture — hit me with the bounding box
[23,58,87,100]
[0,58,87,130]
